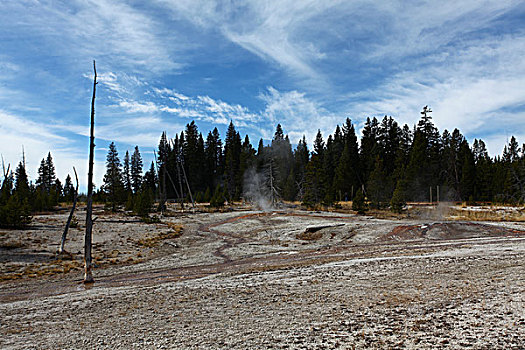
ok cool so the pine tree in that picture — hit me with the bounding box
[503,136,520,163]
[143,161,157,194]
[45,152,56,191]
[184,121,206,193]
[378,116,401,175]
[302,131,328,206]
[333,118,360,201]
[14,161,30,202]
[302,154,325,207]
[352,188,367,214]
[367,157,392,208]
[459,140,476,201]
[360,117,380,182]
[313,130,325,160]
[472,139,493,201]
[204,127,223,191]
[292,136,309,201]
[52,178,62,205]
[323,134,336,204]
[224,121,242,200]
[502,136,524,202]
[0,168,30,228]
[390,180,407,213]
[157,132,170,207]
[210,184,225,208]
[240,134,256,192]
[34,153,57,210]
[131,146,143,194]
[123,150,131,194]
[102,142,125,211]
[63,174,75,202]
[271,125,293,193]
[441,129,465,200]
[404,108,441,201]
[134,186,153,218]
[36,152,56,194]
[203,187,211,203]
[36,158,47,192]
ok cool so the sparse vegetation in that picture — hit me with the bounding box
[136,223,182,247]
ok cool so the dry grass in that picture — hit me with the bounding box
[0,240,25,250]
[136,223,183,248]
[296,230,323,241]
[0,260,84,282]
[448,207,525,222]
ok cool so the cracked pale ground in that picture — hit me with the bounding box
[1,207,524,349]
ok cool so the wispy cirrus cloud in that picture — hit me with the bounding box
[2,0,525,193]
[156,0,335,81]
[1,0,187,74]
[343,31,525,153]
[258,87,339,142]
[0,110,91,189]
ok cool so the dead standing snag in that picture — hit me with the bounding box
[84,60,97,284]
[58,167,78,255]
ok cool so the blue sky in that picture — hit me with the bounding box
[1,0,525,190]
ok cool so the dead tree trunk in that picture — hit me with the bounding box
[180,162,195,209]
[1,156,10,181]
[176,161,185,210]
[1,162,10,190]
[84,60,97,284]
[58,167,78,255]
[153,150,167,214]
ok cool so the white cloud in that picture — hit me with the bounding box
[153,87,189,102]
[343,31,525,151]
[1,0,186,74]
[148,87,259,126]
[259,87,339,144]
[362,0,521,62]
[118,100,161,114]
[0,110,89,190]
[156,0,336,80]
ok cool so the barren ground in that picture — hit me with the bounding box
[1,204,524,349]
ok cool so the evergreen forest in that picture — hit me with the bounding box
[1,107,524,227]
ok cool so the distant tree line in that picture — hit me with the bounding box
[141,107,524,210]
[93,142,157,216]
[1,106,524,226]
[138,108,523,209]
[0,153,76,227]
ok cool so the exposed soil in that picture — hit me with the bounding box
[1,205,524,349]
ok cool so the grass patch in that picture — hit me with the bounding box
[448,207,525,222]
[136,223,183,248]
[0,240,25,249]
[296,231,323,241]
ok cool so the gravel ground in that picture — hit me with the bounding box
[1,207,524,349]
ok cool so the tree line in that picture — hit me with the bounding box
[0,153,76,227]
[1,106,524,226]
[99,106,525,211]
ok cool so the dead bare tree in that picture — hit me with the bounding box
[84,60,97,284]
[153,150,167,214]
[154,150,182,209]
[58,167,78,255]
[1,155,9,180]
[180,161,195,209]
[1,160,10,191]
[266,158,280,207]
